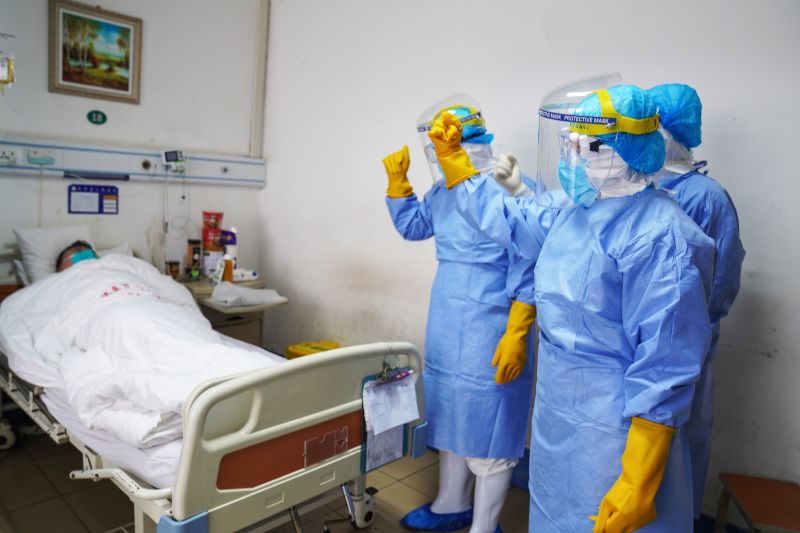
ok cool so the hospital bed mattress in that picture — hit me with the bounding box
[42,387,182,488]
[3,336,284,489]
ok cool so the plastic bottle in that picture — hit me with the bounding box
[222,254,234,282]
[225,227,238,267]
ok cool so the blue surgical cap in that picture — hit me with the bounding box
[574,84,665,174]
[648,83,702,149]
[445,105,490,142]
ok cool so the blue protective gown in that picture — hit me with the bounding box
[385,176,536,459]
[660,170,745,517]
[455,174,716,532]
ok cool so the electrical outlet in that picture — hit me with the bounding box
[0,146,22,165]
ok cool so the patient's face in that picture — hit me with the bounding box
[57,246,98,272]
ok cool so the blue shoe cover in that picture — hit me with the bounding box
[400,502,473,531]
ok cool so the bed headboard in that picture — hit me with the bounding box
[0,284,22,303]
[0,247,22,302]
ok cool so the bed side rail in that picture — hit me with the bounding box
[0,364,68,444]
[171,341,424,528]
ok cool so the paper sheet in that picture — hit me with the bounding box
[70,191,99,213]
[363,376,419,435]
[365,425,404,471]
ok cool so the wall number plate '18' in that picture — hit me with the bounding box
[87,110,108,125]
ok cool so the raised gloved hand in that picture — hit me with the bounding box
[492,300,536,384]
[382,145,413,198]
[591,417,676,533]
[494,153,531,197]
[428,113,479,189]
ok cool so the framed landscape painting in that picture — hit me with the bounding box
[49,0,142,104]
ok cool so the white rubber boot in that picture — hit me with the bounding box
[430,450,475,514]
[469,467,514,533]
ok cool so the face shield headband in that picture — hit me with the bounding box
[539,89,660,138]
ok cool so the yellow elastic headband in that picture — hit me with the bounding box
[568,89,659,136]
[432,105,482,127]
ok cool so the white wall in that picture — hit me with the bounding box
[260,0,800,519]
[0,0,263,270]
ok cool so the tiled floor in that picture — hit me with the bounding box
[0,432,135,533]
[263,451,529,533]
[0,433,529,532]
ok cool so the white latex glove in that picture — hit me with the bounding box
[493,153,531,197]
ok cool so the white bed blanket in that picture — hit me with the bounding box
[0,255,280,448]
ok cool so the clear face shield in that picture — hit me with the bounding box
[537,73,663,208]
[536,73,625,208]
[417,93,496,182]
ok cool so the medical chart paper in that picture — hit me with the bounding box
[362,376,419,435]
[364,425,404,472]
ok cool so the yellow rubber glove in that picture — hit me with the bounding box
[427,113,479,189]
[492,301,536,384]
[591,417,676,533]
[382,145,414,198]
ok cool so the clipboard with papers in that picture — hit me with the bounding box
[360,365,420,472]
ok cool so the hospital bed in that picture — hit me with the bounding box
[0,277,427,533]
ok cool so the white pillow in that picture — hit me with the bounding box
[97,242,133,258]
[13,259,30,286]
[13,225,94,283]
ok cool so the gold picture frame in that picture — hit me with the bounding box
[49,0,142,104]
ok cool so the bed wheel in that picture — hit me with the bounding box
[349,489,375,529]
[0,420,16,450]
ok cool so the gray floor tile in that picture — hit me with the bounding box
[0,496,88,533]
[65,483,132,533]
[0,446,29,470]
[19,434,72,460]
[291,505,348,532]
[0,459,59,513]
[35,449,92,495]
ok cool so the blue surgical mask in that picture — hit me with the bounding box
[71,249,98,266]
[558,160,598,207]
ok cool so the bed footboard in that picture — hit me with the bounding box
[170,341,424,531]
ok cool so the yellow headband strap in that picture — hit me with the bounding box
[569,89,659,136]
[418,106,483,132]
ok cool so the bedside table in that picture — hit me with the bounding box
[180,278,286,347]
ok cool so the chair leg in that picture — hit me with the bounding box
[715,491,730,533]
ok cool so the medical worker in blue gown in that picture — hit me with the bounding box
[381,95,537,533]
[436,74,716,532]
[648,83,745,520]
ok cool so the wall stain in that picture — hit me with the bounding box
[757,348,781,359]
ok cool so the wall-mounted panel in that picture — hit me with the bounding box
[0,137,266,187]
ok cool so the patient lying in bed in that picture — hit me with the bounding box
[55,240,99,272]
[0,249,280,448]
